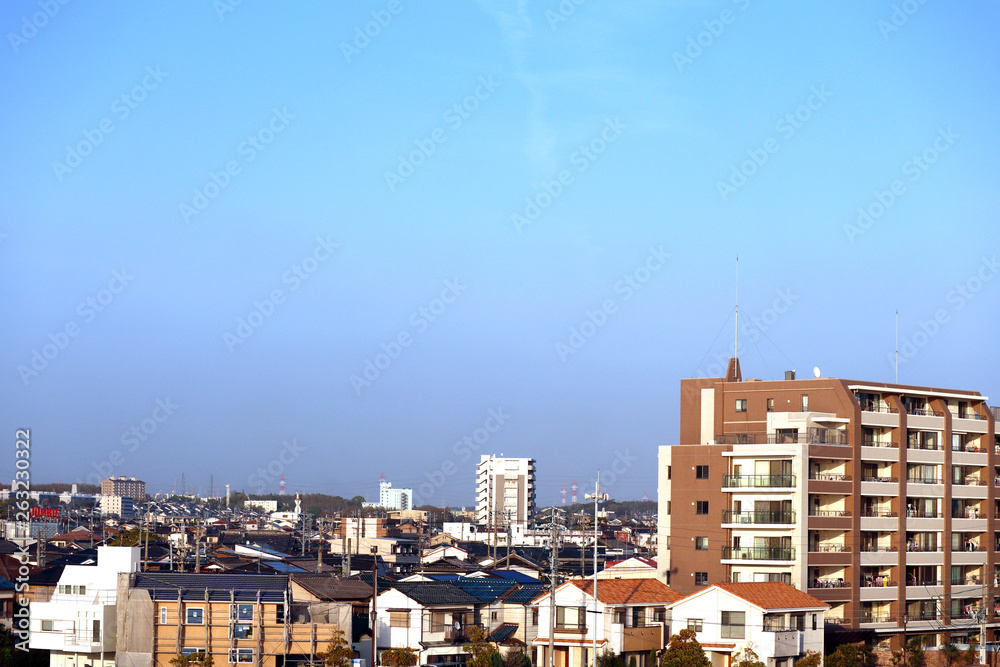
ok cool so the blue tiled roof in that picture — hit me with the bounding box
[133,572,288,602]
[502,584,545,605]
[491,570,542,583]
[488,623,519,643]
[0,577,15,591]
[454,577,517,603]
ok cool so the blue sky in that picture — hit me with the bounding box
[2,1,998,507]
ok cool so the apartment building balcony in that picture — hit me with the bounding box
[860,584,898,602]
[808,578,851,603]
[808,474,852,494]
[721,510,795,527]
[906,584,945,600]
[808,510,851,530]
[860,410,899,428]
[953,416,989,434]
[860,548,897,566]
[722,474,795,490]
[860,477,898,498]
[721,546,795,564]
[859,613,899,627]
[808,543,851,566]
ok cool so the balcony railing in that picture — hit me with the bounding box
[811,578,848,589]
[861,613,897,623]
[862,476,898,483]
[956,476,986,486]
[812,544,850,553]
[722,546,795,561]
[861,578,896,588]
[862,439,895,448]
[715,428,848,445]
[906,440,942,451]
[810,510,851,517]
[906,476,942,485]
[722,474,795,488]
[904,510,941,518]
[810,473,852,481]
[861,509,897,518]
[722,510,795,525]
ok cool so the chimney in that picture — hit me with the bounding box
[785,370,796,381]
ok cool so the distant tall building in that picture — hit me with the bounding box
[476,455,536,528]
[378,475,412,511]
[101,476,146,501]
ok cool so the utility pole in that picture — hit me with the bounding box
[371,546,379,667]
[981,583,988,665]
[544,509,564,667]
[585,471,608,667]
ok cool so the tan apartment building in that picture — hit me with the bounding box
[115,572,348,666]
[657,358,999,650]
[102,476,147,501]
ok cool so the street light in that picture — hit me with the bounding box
[585,471,609,667]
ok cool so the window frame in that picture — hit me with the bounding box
[687,618,703,632]
[695,537,708,551]
[230,603,253,621]
[695,572,708,586]
[230,623,254,640]
[767,397,774,412]
[389,611,409,628]
[695,465,709,479]
[696,501,709,515]
[735,398,748,413]
[186,607,205,625]
[160,606,168,624]
[229,648,254,663]
[721,611,746,639]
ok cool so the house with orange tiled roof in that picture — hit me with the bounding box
[531,578,682,667]
[665,582,829,667]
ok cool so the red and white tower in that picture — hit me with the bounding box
[560,485,567,506]
[279,475,286,495]
[571,480,578,505]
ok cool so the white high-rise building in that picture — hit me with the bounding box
[476,455,536,528]
[378,475,412,511]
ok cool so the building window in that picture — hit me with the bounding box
[231,604,253,621]
[696,501,708,515]
[667,466,671,480]
[182,648,206,657]
[736,399,747,413]
[276,605,285,624]
[667,501,671,515]
[721,611,746,639]
[767,398,774,412]
[187,607,204,625]
[160,607,167,624]
[614,609,626,625]
[556,606,586,630]
[230,623,253,640]
[731,572,740,583]
[390,611,409,627]
[653,609,665,623]
[41,620,53,631]
[491,611,498,621]
[812,614,818,630]
[229,648,254,663]
[696,465,709,479]
[695,572,708,586]
[687,618,703,632]
[695,537,708,550]
[531,608,539,626]
[801,394,809,412]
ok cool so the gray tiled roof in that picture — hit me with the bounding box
[393,581,480,606]
[133,572,288,602]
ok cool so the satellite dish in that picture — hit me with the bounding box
[813,367,821,378]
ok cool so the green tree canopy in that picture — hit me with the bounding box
[661,628,710,667]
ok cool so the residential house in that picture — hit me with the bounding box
[28,545,141,667]
[532,578,682,667]
[598,557,657,580]
[664,582,828,667]
[115,571,347,667]
[372,581,481,665]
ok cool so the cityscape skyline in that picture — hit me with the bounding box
[3,3,999,507]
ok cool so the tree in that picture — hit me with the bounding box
[660,628,710,667]
[169,653,214,667]
[464,626,500,667]
[628,655,637,667]
[316,630,354,667]
[732,644,766,667]
[382,648,419,667]
[939,642,976,667]
[825,643,878,667]
[503,648,531,667]
[890,638,926,667]
[648,648,657,667]
[597,650,625,667]
[794,651,822,667]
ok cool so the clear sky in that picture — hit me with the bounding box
[2,1,998,508]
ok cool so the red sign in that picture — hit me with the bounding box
[30,507,59,519]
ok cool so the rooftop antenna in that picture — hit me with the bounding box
[735,255,739,358]
[895,309,899,384]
